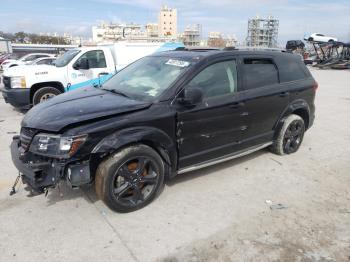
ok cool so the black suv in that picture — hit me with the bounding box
[10,49,316,212]
[286,40,305,51]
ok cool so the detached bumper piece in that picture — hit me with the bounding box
[11,137,92,195]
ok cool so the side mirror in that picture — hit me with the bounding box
[178,87,203,106]
[97,72,109,87]
[73,58,89,70]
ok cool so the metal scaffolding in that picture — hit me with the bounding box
[246,16,279,48]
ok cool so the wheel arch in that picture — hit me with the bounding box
[30,82,65,103]
[274,100,311,139]
[91,126,177,178]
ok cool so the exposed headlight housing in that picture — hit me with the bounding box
[29,133,87,158]
[11,76,26,88]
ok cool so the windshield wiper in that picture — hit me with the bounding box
[101,88,131,99]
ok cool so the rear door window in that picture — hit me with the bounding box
[242,58,279,90]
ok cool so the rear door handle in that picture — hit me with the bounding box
[279,92,289,97]
[229,102,245,109]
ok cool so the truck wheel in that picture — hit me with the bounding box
[270,114,305,155]
[33,87,61,105]
[95,144,165,213]
[308,37,313,42]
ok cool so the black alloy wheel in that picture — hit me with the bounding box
[112,157,160,206]
[270,114,305,155]
[283,119,305,154]
[95,144,165,212]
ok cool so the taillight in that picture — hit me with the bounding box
[313,81,318,91]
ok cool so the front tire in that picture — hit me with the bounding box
[32,86,62,105]
[95,144,165,213]
[270,114,305,155]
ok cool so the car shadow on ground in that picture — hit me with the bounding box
[44,148,269,207]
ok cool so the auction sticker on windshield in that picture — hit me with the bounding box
[165,59,190,67]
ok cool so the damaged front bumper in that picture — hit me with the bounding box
[11,136,91,194]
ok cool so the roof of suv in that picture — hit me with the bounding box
[152,48,298,61]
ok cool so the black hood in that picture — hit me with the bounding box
[22,87,151,132]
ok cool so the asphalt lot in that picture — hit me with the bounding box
[0,68,349,262]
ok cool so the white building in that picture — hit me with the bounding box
[0,37,12,53]
[158,5,177,37]
[208,32,222,39]
[146,23,159,38]
[92,21,146,43]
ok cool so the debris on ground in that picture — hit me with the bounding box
[270,158,283,166]
[270,204,288,210]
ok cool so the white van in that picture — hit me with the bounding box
[1,42,184,108]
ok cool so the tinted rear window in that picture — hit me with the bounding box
[242,58,279,90]
[275,55,309,82]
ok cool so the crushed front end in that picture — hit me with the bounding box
[11,127,91,195]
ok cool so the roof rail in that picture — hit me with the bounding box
[223,47,237,51]
[233,46,286,52]
[174,46,220,52]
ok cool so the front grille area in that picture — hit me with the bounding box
[20,127,37,151]
[2,76,11,89]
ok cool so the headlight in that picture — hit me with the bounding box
[29,133,87,158]
[11,76,26,88]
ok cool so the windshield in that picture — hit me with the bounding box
[19,54,33,61]
[102,56,192,101]
[55,49,80,67]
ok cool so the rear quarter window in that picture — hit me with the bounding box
[242,58,279,90]
[275,55,309,82]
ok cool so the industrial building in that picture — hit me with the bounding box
[179,24,202,46]
[246,16,279,47]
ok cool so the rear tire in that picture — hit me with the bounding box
[32,86,61,105]
[95,144,165,213]
[270,114,305,156]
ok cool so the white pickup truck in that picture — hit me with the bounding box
[1,42,184,108]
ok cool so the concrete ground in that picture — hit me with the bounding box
[0,68,349,262]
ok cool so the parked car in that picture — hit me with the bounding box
[0,53,17,66]
[305,33,338,43]
[10,49,317,212]
[1,53,54,70]
[28,56,56,66]
[1,42,184,108]
[286,40,305,51]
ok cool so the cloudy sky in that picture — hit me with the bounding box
[1,0,349,44]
